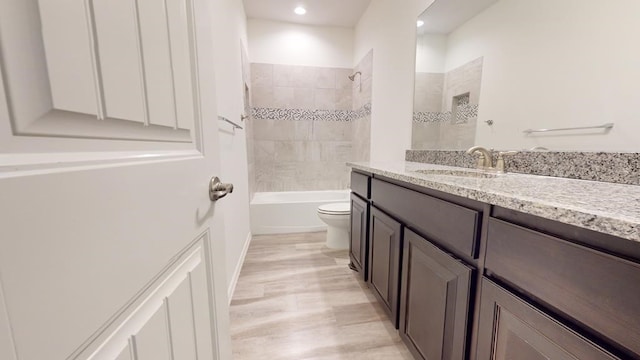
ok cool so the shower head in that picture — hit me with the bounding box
[348,71,362,81]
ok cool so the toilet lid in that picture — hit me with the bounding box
[318,202,350,215]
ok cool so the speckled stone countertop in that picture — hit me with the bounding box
[348,161,640,243]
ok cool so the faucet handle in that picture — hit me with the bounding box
[496,151,518,173]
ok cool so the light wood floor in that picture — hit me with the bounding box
[229,232,413,359]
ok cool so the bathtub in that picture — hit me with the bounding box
[250,190,351,235]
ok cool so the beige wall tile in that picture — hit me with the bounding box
[254,140,275,162]
[335,89,352,111]
[274,141,303,162]
[251,86,274,108]
[273,64,293,87]
[335,68,353,90]
[313,121,352,141]
[316,68,336,89]
[273,87,295,109]
[360,50,373,81]
[294,88,315,109]
[294,121,313,141]
[251,63,273,88]
[254,120,313,141]
[314,89,336,110]
[292,66,318,88]
[320,141,352,161]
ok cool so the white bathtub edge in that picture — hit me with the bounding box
[252,224,328,235]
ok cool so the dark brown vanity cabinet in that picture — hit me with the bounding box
[350,193,368,278]
[348,171,640,360]
[350,171,371,281]
[482,216,640,359]
[400,229,473,360]
[368,206,403,326]
[476,279,618,360]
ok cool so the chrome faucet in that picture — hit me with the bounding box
[466,146,494,169]
[467,146,518,173]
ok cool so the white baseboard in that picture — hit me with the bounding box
[227,232,252,303]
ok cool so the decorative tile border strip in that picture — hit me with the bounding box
[252,103,371,122]
[413,111,450,123]
[406,150,640,185]
[413,104,478,124]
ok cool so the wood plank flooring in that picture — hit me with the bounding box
[230,232,413,359]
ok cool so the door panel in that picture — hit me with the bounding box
[134,305,172,360]
[350,193,367,277]
[167,280,198,360]
[476,279,619,360]
[39,0,98,115]
[400,229,472,360]
[115,346,133,360]
[0,0,195,142]
[368,207,402,326]
[0,0,231,358]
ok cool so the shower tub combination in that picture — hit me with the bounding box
[250,190,351,235]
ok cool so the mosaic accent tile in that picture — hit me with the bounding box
[413,104,478,124]
[413,111,449,123]
[454,103,478,124]
[252,103,371,122]
[405,150,640,186]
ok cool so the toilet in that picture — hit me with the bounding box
[317,202,351,249]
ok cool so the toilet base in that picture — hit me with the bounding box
[326,225,350,250]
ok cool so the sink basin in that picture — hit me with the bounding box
[414,169,499,179]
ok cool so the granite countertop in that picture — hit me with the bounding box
[348,161,640,243]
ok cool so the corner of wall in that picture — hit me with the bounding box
[227,231,252,303]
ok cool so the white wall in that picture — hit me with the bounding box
[354,0,434,162]
[445,0,640,151]
[210,0,252,298]
[247,19,354,68]
[415,33,447,73]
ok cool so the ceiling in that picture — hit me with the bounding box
[243,0,372,28]
[418,0,497,34]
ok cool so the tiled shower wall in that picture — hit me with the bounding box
[352,50,373,163]
[247,51,373,193]
[250,63,354,192]
[412,57,483,150]
[241,46,255,199]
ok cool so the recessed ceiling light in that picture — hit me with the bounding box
[417,20,425,27]
[294,6,307,15]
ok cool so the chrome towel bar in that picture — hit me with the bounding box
[523,123,613,134]
[218,116,243,130]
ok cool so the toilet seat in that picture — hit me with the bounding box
[318,202,350,215]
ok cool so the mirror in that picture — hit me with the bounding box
[412,0,640,152]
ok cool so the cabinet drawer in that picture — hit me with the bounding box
[486,218,640,357]
[371,178,480,259]
[351,171,370,199]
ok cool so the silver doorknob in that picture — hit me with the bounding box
[209,177,234,201]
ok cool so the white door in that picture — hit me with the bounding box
[0,1,231,359]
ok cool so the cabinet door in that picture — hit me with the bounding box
[476,279,619,360]
[350,193,369,280]
[400,229,472,360]
[368,206,403,327]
